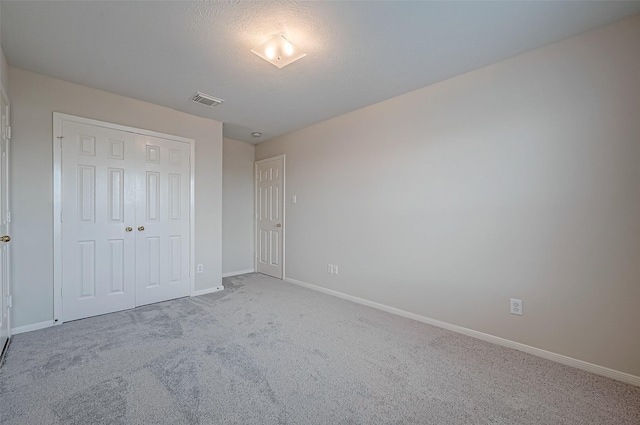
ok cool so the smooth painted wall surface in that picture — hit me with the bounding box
[256,15,640,376]
[9,68,223,328]
[0,4,7,93]
[1,49,8,95]
[222,138,255,274]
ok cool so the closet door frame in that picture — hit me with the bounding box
[52,113,195,325]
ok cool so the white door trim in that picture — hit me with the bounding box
[254,155,286,280]
[52,112,196,325]
[0,86,10,342]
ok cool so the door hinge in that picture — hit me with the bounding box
[60,210,63,223]
[57,136,63,148]
[6,295,12,308]
[5,127,10,140]
[6,211,10,223]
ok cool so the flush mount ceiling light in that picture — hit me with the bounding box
[251,34,307,69]
[251,132,262,138]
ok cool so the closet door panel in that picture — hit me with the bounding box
[135,135,191,306]
[61,122,136,321]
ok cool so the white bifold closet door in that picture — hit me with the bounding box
[135,135,191,307]
[61,121,190,322]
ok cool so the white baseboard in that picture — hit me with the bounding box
[222,269,255,278]
[192,286,224,296]
[11,320,55,335]
[284,277,640,387]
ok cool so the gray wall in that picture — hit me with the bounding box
[10,68,223,328]
[222,138,255,274]
[0,3,8,94]
[256,15,640,376]
[1,49,7,95]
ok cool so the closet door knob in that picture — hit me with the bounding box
[138,226,145,232]
[125,227,133,232]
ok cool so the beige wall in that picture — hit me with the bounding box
[9,67,223,328]
[257,15,640,376]
[222,138,255,274]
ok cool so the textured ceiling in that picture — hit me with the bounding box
[2,1,640,144]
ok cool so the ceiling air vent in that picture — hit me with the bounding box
[192,92,224,108]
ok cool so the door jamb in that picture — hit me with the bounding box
[52,112,196,325]
[254,155,286,280]
[0,86,10,340]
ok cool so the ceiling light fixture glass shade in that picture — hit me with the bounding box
[251,34,306,68]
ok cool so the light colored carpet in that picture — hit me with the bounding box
[1,273,639,424]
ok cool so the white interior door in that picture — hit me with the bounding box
[61,122,137,321]
[59,118,192,321]
[256,156,284,279]
[0,92,11,350]
[135,135,191,306]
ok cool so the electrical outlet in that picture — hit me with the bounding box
[333,265,339,275]
[197,264,204,273]
[510,298,523,315]
[327,264,333,274]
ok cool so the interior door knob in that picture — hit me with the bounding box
[125,227,133,232]
[0,235,10,242]
[138,226,145,232]
[276,223,282,228]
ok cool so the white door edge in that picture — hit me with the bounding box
[254,155,286,280]
[52,112,196,325]
[0,86,10,341]
[189,137,196,299]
